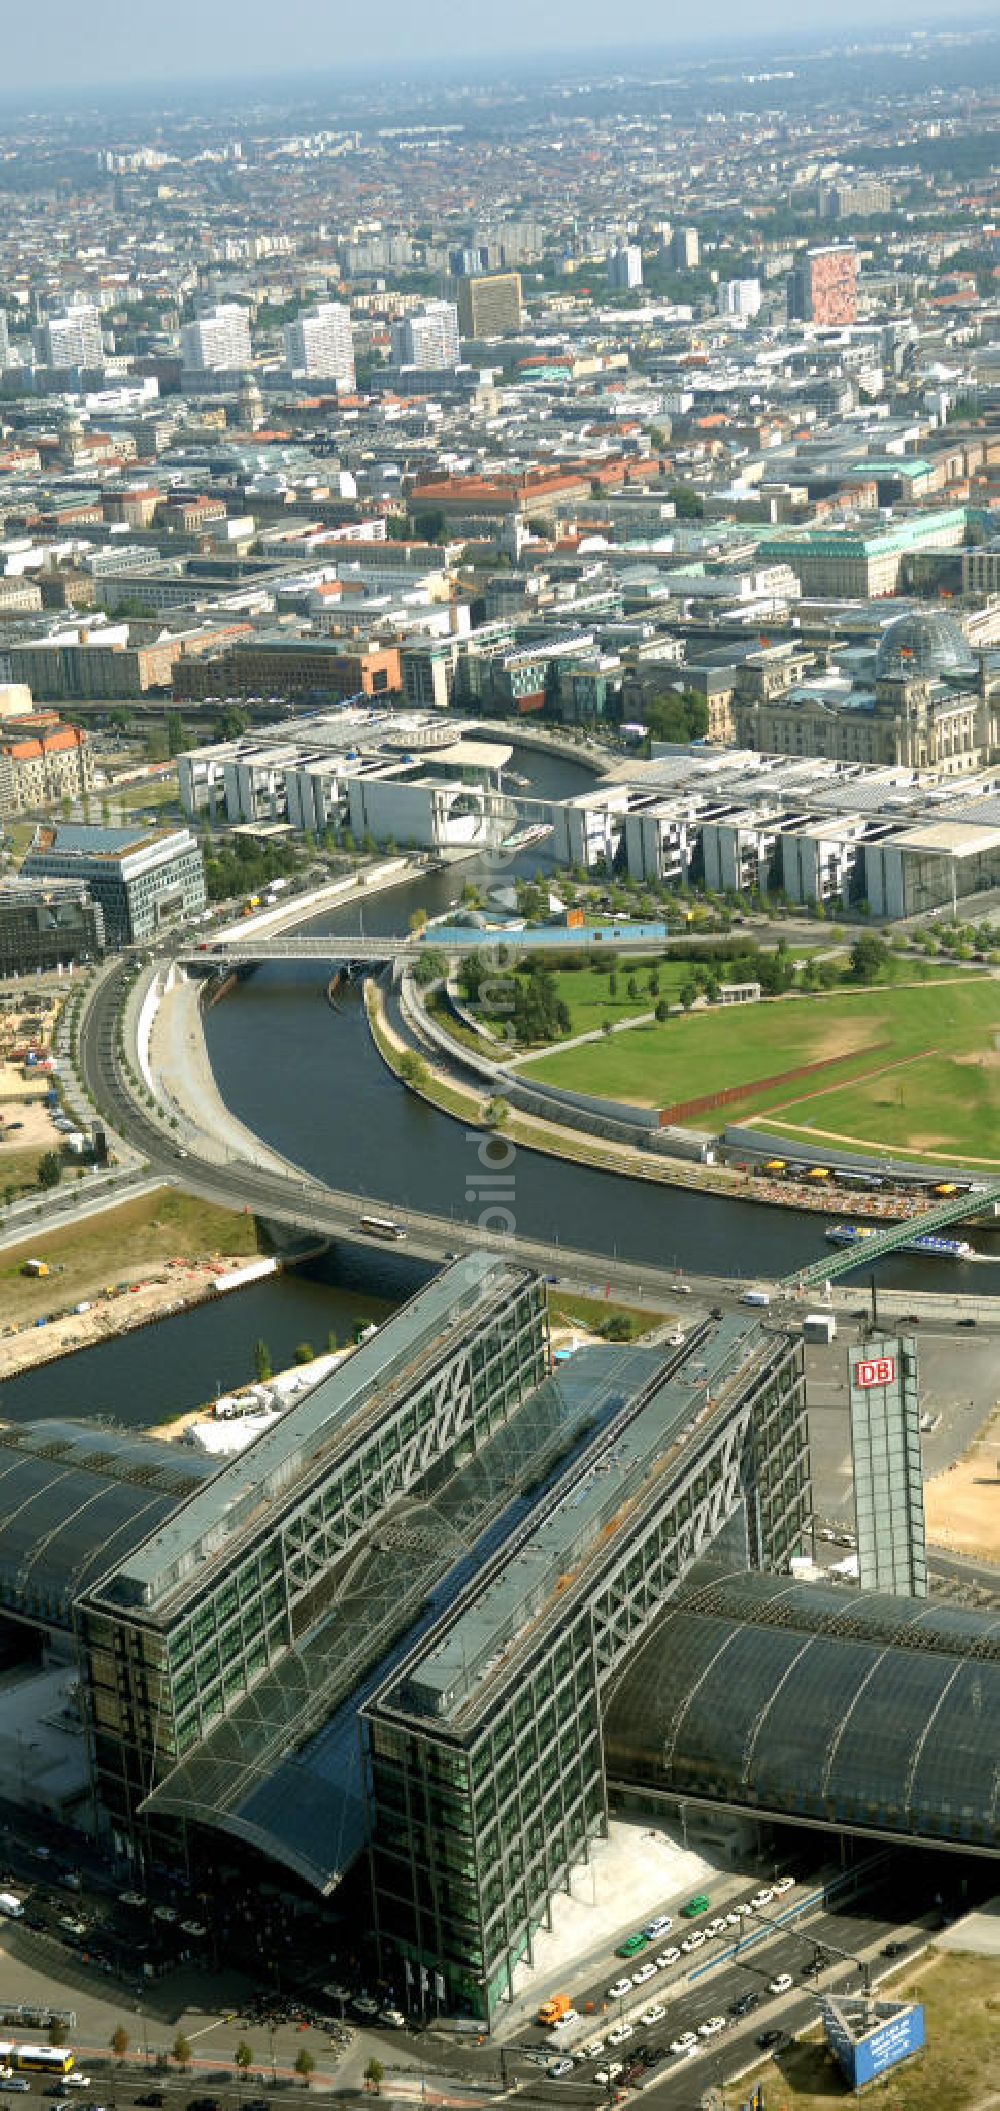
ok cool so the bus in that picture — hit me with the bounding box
[0,2045,75,2077]
[358,1215,407,1242]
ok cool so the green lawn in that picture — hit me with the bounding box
[474,962,699,1042]
[522,975,1000,1164]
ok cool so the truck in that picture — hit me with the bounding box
[803,1311,837,1344]
[0,1892,25,1919]
[537,1994,573,2028]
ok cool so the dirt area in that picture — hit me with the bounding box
[925,1404,1000,1564]
[0,1188,260,1373]
[0,995,67,1183]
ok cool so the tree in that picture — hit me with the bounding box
[110,2026,130,2060]
[235,2041,253,2075]
[294,2050,315,2086]
[399,1050,428,1089]
[166,710,187,758]
[626,975,639,1002]
[484,1095,510,1128]
[642,688,709,745]
[173,2036,192,2069]
[609,971,618,999]
[412,508,447,544]
[364,2058,385,2096]
[294,1341,315,1365]
[602,1019,613,1037]
[850,934,890,985]
[214,705,249,741]
[654,998,670,1024]
[36,1150,63,1189]
[679,982,696,1010]
[252,1339,272,1382]
[408,907,428,935]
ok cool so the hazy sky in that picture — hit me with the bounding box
[1,0,994,94]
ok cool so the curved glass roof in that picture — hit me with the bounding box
[604,1571,1000,1852]
[875,610,975,683]
[0,1421,217,1627]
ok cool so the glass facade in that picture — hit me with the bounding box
[365,1324,810,2022]
[849,1335,926,1597]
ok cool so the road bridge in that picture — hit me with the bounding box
[787,1183,1000,1289]
[177,922,672,966]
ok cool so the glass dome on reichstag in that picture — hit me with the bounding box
[874,609,976,683]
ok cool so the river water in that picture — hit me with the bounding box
[3,742,992,1436]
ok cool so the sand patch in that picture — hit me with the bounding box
[925,1405,1000,1565]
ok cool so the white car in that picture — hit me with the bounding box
[699,2016,727,2038]
[607,2023,634,2046]
[581,2042,604,2061]
[681,1930,706,1952]
[655,1946,680,1968]
[640,2005,666,2028]
[769,1973,793,1996]
[670,2032,698,2056]
[548,2059,575,2079]
[725,1911,742,1929]
[706,1917,728,1937]
[608,1978,633,2002]
[594,2065,623,2087]
[774,1876,795,1894]
[644,1913,673,1939]
[752,1889,775,1908]
[632,1961,657,1985]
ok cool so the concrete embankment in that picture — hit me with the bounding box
[147,969,311,1179]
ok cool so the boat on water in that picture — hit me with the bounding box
[825,1223,973,1260]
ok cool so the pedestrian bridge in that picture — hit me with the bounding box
[177,920,671,966]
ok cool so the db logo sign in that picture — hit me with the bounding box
[854,1356,896,1389]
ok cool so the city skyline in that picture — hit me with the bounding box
[0,0,997,96]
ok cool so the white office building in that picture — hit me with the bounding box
[717,277,762,321]
[608,245,643,292]
[284,303,356,389]
[390,301,461,371]
[180,304,253,373]
[35,305,105,370]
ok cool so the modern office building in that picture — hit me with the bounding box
[456,272,523,339]
[34,305,104,370]
[284,303,356,389]
[390,301,461,371]
[0,877,105,973]
[364,1314,811,2017]
[608,245,643,292]
[670,227,700,270]
[180,304,253,374]
[786,243,858,326]
[849,1335,926,1598]
[717,277,762,320]
[22,821,205,946]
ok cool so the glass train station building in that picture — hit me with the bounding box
[0,1257,995,2025]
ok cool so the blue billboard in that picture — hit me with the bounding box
[823,2000,925,2090]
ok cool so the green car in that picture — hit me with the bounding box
[679,1893,710,1919]
[615,1931,648,1958]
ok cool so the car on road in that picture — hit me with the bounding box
[615,1930,648,1958]
[632,1961,657,1985]
[607,2023,634,2047]
[752,1889,775,1908]
[593,2065,623,2087]
[774,1876,795,1894]
[680,1931,706,1952]
[639,2006,666,2028]
[608,1978,633,2001]
[699,2016,726,2038]
[63,2079,90,2091]
[756,2029,791,2054]
[731,1992,759,2018]
[882,1940,909,1959]
[187,2097,221,2111]
[643,1914,673,1939]
[769,1974,793,1996]
[670,2032,698,2056]
[705,1917,728,1936]
[655,1947,680,1968]
[547,2059,574,2079]
[135,2095,164,2107]
[379,2006,406,2027]
[679,1892,710,1917]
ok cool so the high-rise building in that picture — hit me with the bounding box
[0,310,9,367]
[670,227,700,270]
[817,178,891,219]
[34,305,104,370]
[608,244,643,291]
[849,1333,926,1597]
[717,277,762,320]
[787,243,858,326]
[180,303,252,373]
[284,302,355,389]
[456,271,523,339]
[390,300,460,371]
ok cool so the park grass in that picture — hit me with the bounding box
[725,1952,998,2111]
[0,1188,259,1327]
[548,1290,659,1338]
[520,975,1000,1162]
